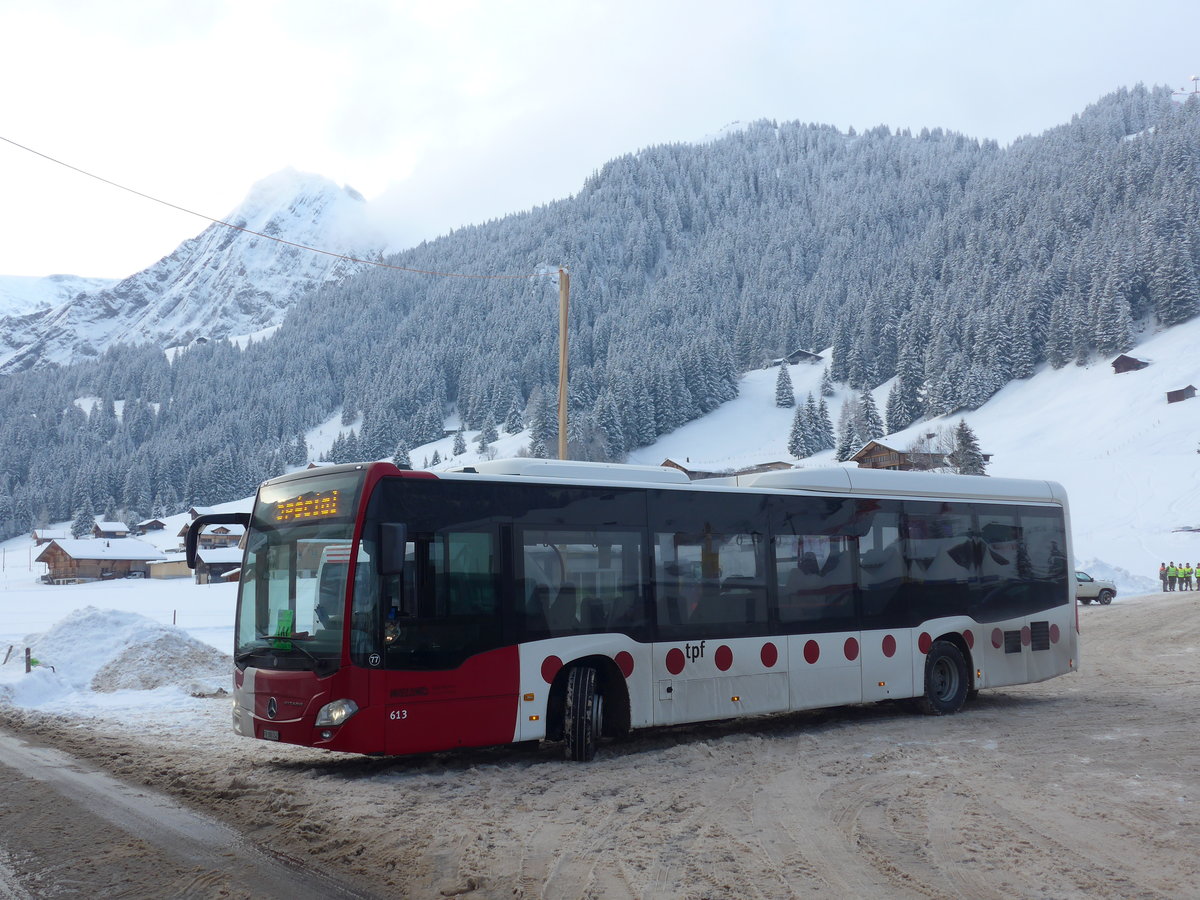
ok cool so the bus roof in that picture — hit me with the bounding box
[439,458,1065,505]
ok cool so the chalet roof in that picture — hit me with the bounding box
[94,520,129,532]
[849,440,900,460]
[1111,354,1149,368]
[36,538,166,564]
[32,529,68,540]
[136,519,167,530]
[195,548,244,565]
[178,522,246,537]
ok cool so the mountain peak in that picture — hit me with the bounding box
[0,169,386,373]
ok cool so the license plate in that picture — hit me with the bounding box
[262,729,280,741]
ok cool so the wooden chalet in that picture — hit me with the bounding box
[851,441,946,471]
[136,518,167,533]
[194,548,243,584]
[177,521,244,550]
[92,520,130,539]
[768,348,823,368]
[31,529,68,546]
[36,538,165,584]
[1111,355,1149,374]
[1167,385,1197,404]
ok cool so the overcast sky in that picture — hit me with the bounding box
[1,0,1198,279]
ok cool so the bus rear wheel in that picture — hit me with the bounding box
[564,665,603,762]
[915,641,969,716]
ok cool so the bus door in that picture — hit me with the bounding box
[776,534,864,709]
[855,512,915,701]
[652,528,787,726]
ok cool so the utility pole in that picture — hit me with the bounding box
[557,267,570,460]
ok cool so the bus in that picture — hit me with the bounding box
[186,458,1077,762]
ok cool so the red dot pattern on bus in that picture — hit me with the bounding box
[760,642,778,668]
[1021,625,1031,646]
[803,640,820,664]
[844,637,859,661]
[881,634,897,658]
[1050,623,1061,643]
[541,655,562,684]
[963,629,974,649]
[715,645,733,671]
[615,651,635,678]
[918,632,932,654]
[991,628,1003,648]
[666,647,686,675]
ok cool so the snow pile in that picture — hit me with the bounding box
[1076,558,1158,597]
[0,606,231,710]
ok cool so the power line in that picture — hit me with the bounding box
[0,134,546,280]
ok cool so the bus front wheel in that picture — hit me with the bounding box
[915,641,969,716]
[564,665,603,762]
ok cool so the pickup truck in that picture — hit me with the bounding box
[1075,570,1116,605]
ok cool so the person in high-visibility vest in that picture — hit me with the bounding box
[1184,563,1194,591]
[1160,562,1169,592]
[1167,562,1178,591]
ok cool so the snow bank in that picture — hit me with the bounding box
[0,606,231,710]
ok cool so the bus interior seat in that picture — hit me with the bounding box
[524,581,550,633]
[548,584,578,631]
[580,595,606,630]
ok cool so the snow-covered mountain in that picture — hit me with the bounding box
[0,169,385,373]
[0,274,118,318]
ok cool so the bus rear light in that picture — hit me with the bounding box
[529,715,540,721]
[523,693,535,702]
[315,698,359,727]
[878,682,886,687]
[731,696,740,702]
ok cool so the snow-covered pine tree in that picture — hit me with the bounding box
[430,449,442,467]
[393,439,411,468]
[504,395,524,434]
[820,366,835,398]
[815,397,835,451]
[835,398,860,462]
[857,390,884,441]
[71,500,95,539]
[476,414,499,453]
[775,362,795,408]
[787,404,810,458]
[453,428,467,456]
[947,419,987,475]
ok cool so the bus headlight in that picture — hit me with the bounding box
[314,699,359,727]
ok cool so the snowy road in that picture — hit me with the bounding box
[0,729,376,899]
[2,592,1199,898]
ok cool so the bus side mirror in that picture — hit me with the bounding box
[379,523,408,575]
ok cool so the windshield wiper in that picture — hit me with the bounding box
[251,632,322,666]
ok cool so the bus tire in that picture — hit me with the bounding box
[564,665,602,762]
[916,641,969,716]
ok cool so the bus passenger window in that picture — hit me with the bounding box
[654,530,767,638]
[777,534,856,625]
[519,528,646,639]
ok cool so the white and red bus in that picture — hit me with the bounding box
[187,458,1077,761]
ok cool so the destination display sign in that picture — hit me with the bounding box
[272,489,341,523]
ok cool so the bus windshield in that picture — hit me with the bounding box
[235,469,365,671]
